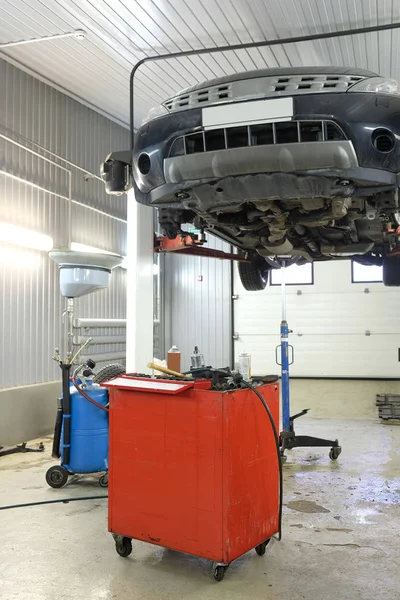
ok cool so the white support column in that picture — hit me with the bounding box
[126,192,154,372]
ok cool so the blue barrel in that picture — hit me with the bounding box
[61,383,109,474]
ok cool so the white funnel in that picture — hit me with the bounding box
[49,250,123,298]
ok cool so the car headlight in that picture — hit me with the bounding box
[141,104,169,125]
[348,77,400,95]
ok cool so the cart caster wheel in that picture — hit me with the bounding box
[45,465,68,488]
[115,537,132,558]
[255,538,271,556]
[213,565,228,582]
[329,443,342,461]
[280,454,287,464]
[99,474,108,488]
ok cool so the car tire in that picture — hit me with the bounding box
[238,260,269,291]
[93,364,126,384]
[383,255,400,286]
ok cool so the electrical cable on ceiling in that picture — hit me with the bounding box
[129,20,400,142]
[0,495,107,511]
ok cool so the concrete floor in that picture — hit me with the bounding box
[1,416,399,600]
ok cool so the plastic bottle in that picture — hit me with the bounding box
[238,351,251,381]
[190,346,205,369]
[168,345,181,373]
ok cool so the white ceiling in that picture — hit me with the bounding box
[1,0,400,129]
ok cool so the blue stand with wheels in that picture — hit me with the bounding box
[276,265,342,462]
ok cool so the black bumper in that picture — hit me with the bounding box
[133,93,400,206]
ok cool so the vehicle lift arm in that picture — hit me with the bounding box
[154,232,250,261]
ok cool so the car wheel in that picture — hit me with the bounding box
[93,364,126,384]
[383,255,400,286]
[238,260,269,291]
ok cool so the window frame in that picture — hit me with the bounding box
[351,260,383,284]
[269,262,315,286]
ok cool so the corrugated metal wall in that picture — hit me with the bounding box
[164,235,232,372]
[0,58,129,389]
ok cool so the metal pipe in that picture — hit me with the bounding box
[129,23,400,145]
[79,352,126,363]
[67,170,72,249]
[0,135,70,173]
[73,318,127,328]
[66,298,74,361]
[0,30,85,49]
[73,335,126,345]
[0,128,104,182]
[0,169,127,223]
[281,264,287,323]
[129,20,400,146]
[1,135,74,246]
[280,264,290,431]
[230,246,235,370]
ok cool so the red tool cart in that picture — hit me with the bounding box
[103,375,280,581]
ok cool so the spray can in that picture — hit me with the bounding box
[190,346,205,369]
[238,351,251,381]
[167,345,181,373]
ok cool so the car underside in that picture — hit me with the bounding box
[157,171,395,265]
[101,66,400,289]
[156,170,400,289]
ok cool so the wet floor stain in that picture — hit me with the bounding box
[304,454,320,462]
[286,500,330,514]
[289,524,304,528]
[326,527,353,533]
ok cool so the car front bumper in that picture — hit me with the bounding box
[133,92,400,207]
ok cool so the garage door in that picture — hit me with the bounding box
[234,259,400,378]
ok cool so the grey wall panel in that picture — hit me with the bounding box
[74,267,127,367]
[164,234,232,372]
[0,58,128,221]
[0,58,128,390]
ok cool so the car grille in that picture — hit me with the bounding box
[168,121,347,157]
[163,74,365,112]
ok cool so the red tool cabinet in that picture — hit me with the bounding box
[103,376,279,580]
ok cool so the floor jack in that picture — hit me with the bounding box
[0,442,44,458]
[277,266,342,462]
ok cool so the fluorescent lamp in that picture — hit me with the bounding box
[70,242,119,255]
[0,247,41,267]
[0,223,53,251]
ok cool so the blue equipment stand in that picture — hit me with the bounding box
[276,265,342,462]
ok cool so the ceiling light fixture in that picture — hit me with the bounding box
[0,223,53,251]
[0,29,86,49]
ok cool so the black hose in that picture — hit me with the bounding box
[240,379,283,541]
[0,495,108,511]
[61,363,72,466]
[51,398,63,459]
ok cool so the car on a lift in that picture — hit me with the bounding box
[103,66,400,290]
